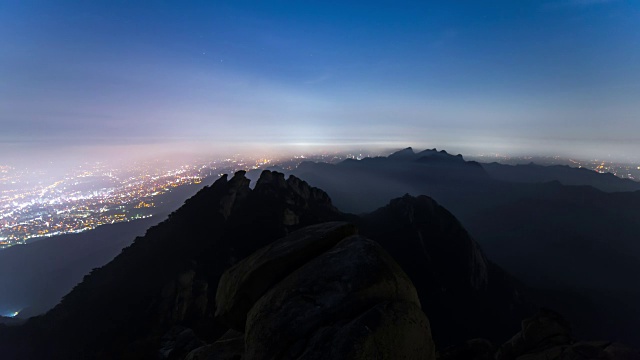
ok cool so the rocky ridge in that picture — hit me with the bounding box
[0,170,634,359]
[204,222,436,360]
[0,170,342,359]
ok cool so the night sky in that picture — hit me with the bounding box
[2,0,640,165]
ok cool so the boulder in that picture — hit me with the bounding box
[496,309,572,360]
[299,300,434,360]
[185,329,244,360]
[244,235,432,359]
[218,171,252,220]
[215,221,357,330]
[602,342,640,360]
[158,326,205,360]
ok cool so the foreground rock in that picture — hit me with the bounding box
[215,222,358,331]
[0,170,342,359]
[494,309,640,360]
[5,169,630,359]
[206,224,436,360]
[438,310,640,360]
[184,330,244,360]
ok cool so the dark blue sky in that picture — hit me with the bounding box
[1,0,639,164]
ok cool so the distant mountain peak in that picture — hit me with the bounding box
[386,147,468,163]
[388,147,415,159]
[415,149,466,163]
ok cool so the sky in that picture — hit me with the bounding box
[1,0,640,166]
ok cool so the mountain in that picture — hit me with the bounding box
[0,175,210,319]
[0,217,159,318]
[0,170,532,359]
[212,222,436,360]
[293,148,489,214]
[482,162,640,193]
[287,148,640,345]
[354,195,530,343]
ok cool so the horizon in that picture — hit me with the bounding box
[2,144,639,251]
[2,1,640,165]
[5,2,640,354]
[2,144,640,178]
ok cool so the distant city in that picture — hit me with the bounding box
[0,152,357,249]
[1,150,639,249]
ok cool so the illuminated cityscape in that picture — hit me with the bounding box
[0,155,268,249]
[0,152,355,249]
[1,150,638,250]
[1,162,196,248]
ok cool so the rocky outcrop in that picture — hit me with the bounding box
[0,170,343,359]
[215,222,357,331]
[358,194,530,345]
[218,171,251,220]
[496,309,572,360]
[208,224,436,360]
[0,171,534,359]
[494,309,640,360]
[362,194,489,291]
[388,147,417,160]
[295,300,432,360]
[159,326,205,360]
[184,330,244,360]
[158,269,209,325]
[8,170,630,359]
[437,310,640,360]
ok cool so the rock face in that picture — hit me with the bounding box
[210,225,436,360]
[2,170,597,359]
[495,309,572,360]
[364,194,489,291]
[215,222,358,331]
[438,310,640,360]
[0,170,342,359]
[494,309,640,360]
[357,194,530,345]
[292,147,640,345]
[184,330,244,360]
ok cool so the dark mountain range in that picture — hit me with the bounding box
[283,148,640,345]
[482,162,640,193]
[0,170,535,359]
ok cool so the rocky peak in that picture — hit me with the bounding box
[245,170,338,228]
[388,147,416,160]
[355,194,529,345]
[0,173,534,358]
[254,169,288,190]
[252,170,332,205]
[415,149,466,163]
[366,194,489,292]
[218,171,251,219]
[210,222,436,360]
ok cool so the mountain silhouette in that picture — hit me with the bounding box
[286,148,640,345]
[0,170,533,359]
[483,161,640,192]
